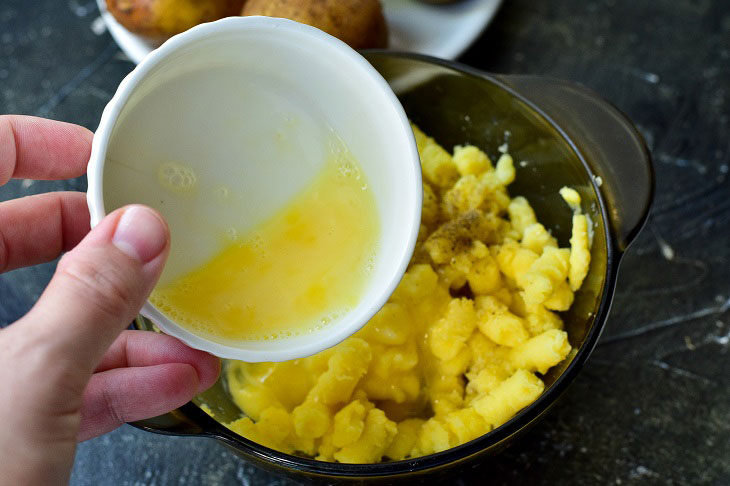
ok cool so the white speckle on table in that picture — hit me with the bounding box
[652,228,675,261]
[630,68,660,84]
[235,465,251,486]
[201,461,236,486]
[68,0,95,17]
[91,16,107,36]
[114,51,131,62]
[711,330,730,346]
[657,153,708,174]
[659,240,675,260]
[87,85,111,100]
[629,465,658,479]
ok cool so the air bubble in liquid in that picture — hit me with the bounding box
[338,164,352,177]
[365,255,376,274]
[157,162,197,193]
[226,227,239,241]
[213,185,230,202]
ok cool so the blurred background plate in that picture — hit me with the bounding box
[95,0,503,64]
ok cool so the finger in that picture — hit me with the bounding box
[0,191,89,273]
[0,115,93,186]
[18,204,170,385]
[77,363,200,442]
[96,330,220,392]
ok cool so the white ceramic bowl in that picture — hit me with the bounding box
[87,17,421,362]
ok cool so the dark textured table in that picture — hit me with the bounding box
[1,1,729,485]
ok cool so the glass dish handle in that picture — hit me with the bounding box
[496,74,654,252]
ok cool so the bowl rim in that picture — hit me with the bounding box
[133,51,625,476]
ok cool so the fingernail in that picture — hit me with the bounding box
[112,206,168,263]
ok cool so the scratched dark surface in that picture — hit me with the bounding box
[1,0,729,485]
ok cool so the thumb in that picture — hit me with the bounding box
[21,204,170,379]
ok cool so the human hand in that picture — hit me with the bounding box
[0,116,221,485]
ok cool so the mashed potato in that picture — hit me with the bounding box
[221,124,591,463]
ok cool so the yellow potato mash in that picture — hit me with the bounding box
[218,125,591,463]
[150,152,379,342]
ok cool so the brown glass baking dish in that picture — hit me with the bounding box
[132,51,653,484]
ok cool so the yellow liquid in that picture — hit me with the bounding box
[150,153,380,342]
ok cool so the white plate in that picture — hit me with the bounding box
[96,0,502,64]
